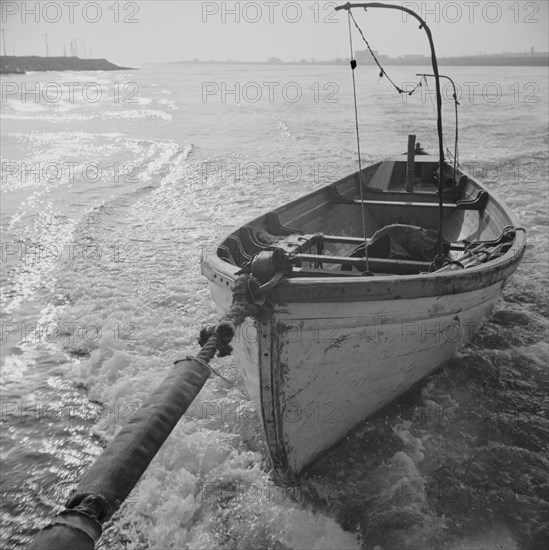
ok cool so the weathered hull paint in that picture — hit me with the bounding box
[202,157,526,479]
[269,283,502,474]
[211,279,503,476]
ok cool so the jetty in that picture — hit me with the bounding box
[0,56,135,75]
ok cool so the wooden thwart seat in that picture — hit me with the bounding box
[220,225,469,272]
[272,232,466,252]
[296,253,431,274]
[328,185,489,211]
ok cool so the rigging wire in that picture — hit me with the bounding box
[345,6,455,263]
[352,16,458,171]
[349,9,424,97]
[338,1,447,259]
[347,10,370,274]
[422,77,461,175]
[345,9,426,274]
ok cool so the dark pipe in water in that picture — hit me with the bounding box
[26,357,211,550]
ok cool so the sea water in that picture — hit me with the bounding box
[1,64,547,549]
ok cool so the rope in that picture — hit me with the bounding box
[188,355,233,386]
[423,78,460,178]
[424,78,442,136]
[451,86,459,184]
[347,10,370,273]
[429,256,464,272]
[349,9,424,97]
[418,75,460,182]
[405,79,424,96]
[175,275,260,383]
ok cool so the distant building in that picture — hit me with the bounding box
[355,49,389,64]
[351,48,548,67]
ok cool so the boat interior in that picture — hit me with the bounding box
[216,148,518,278]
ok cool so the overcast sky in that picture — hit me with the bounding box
[2,1,549,65]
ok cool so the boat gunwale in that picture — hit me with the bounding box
[201,165,527,302]
[201,160,527,479]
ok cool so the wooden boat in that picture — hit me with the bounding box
[201,151,526,478]
[201,3,527,480]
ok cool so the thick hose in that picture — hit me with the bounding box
[67,357,211,518]
[27,358,211,549]
[25,275,264,550]
[26,521,95,550]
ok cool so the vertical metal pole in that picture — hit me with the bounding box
[335,3,446,256]
[406,134,416,192]
[418,24,445,257]
[346,11,370,272]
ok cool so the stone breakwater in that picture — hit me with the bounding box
[0,56,135,74]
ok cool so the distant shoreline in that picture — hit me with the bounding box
[0,56,136,74]
[172,53,549,68]
[3,54,544,74]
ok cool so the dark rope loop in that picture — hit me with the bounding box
[198,322,235,358]
[429,255,466,272]
[174,274,265,379]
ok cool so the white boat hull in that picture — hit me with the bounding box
[202,152,526,479]
[210,280,503,477]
